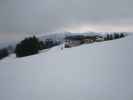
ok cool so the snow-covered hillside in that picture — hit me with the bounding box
[0,35,133,100]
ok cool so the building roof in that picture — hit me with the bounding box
[65,35,101,41]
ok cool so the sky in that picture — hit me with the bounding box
[0,0,133,41]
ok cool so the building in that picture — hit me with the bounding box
[65,35,103,48]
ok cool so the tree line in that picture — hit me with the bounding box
[104,32,125,41]
[0,48,9,60]
[15,36,60,57]
[0,32,128,59]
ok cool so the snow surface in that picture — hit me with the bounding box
[0,35,133,100]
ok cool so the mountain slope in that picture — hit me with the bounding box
[0,35,133,100]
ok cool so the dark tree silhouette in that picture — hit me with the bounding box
[119,33,125,38]
[0,48,9,60]
[15,36,41,57]
[104,32,126,41]
[114,33,120,39]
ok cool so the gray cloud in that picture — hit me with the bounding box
[0,0,133,37]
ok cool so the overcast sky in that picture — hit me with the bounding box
[0,0,133,41]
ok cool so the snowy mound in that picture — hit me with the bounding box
[0,35,133,100]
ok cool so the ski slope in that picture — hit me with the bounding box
[0,35,133,100]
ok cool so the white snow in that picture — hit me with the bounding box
[0,35,133,100]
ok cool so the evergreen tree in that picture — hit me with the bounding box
[15,36,41,57]
[0,48,9,59]
[119,33,125,38]
[106,34,110,40]
[109,34,113,40]
[114,33,120,39]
